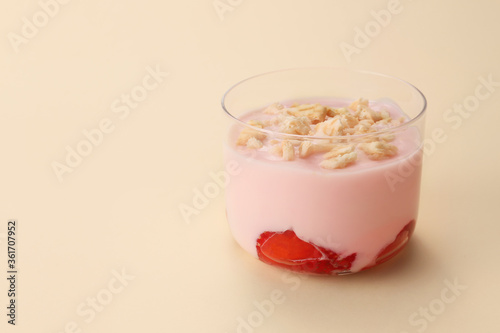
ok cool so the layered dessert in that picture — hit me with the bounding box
[224,98,422,274]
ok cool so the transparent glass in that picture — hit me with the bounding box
[222,67,426,275]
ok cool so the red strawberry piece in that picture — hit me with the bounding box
[256,229,356,274]
[374,219,416,266]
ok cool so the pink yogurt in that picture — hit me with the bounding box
[224,99,423,273]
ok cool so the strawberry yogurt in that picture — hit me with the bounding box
[222,69,426,275]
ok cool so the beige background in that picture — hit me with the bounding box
[1,0,499,332]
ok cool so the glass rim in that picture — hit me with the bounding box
[221,67,427,141]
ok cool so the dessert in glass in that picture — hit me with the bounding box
[222,68,426,275]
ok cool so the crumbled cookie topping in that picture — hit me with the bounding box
[236,98,404,169]
[278,116,311,135]
[287,104,328,124]
[358,141,398,160]
[320,151,358,170]
[246,137,263,149]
